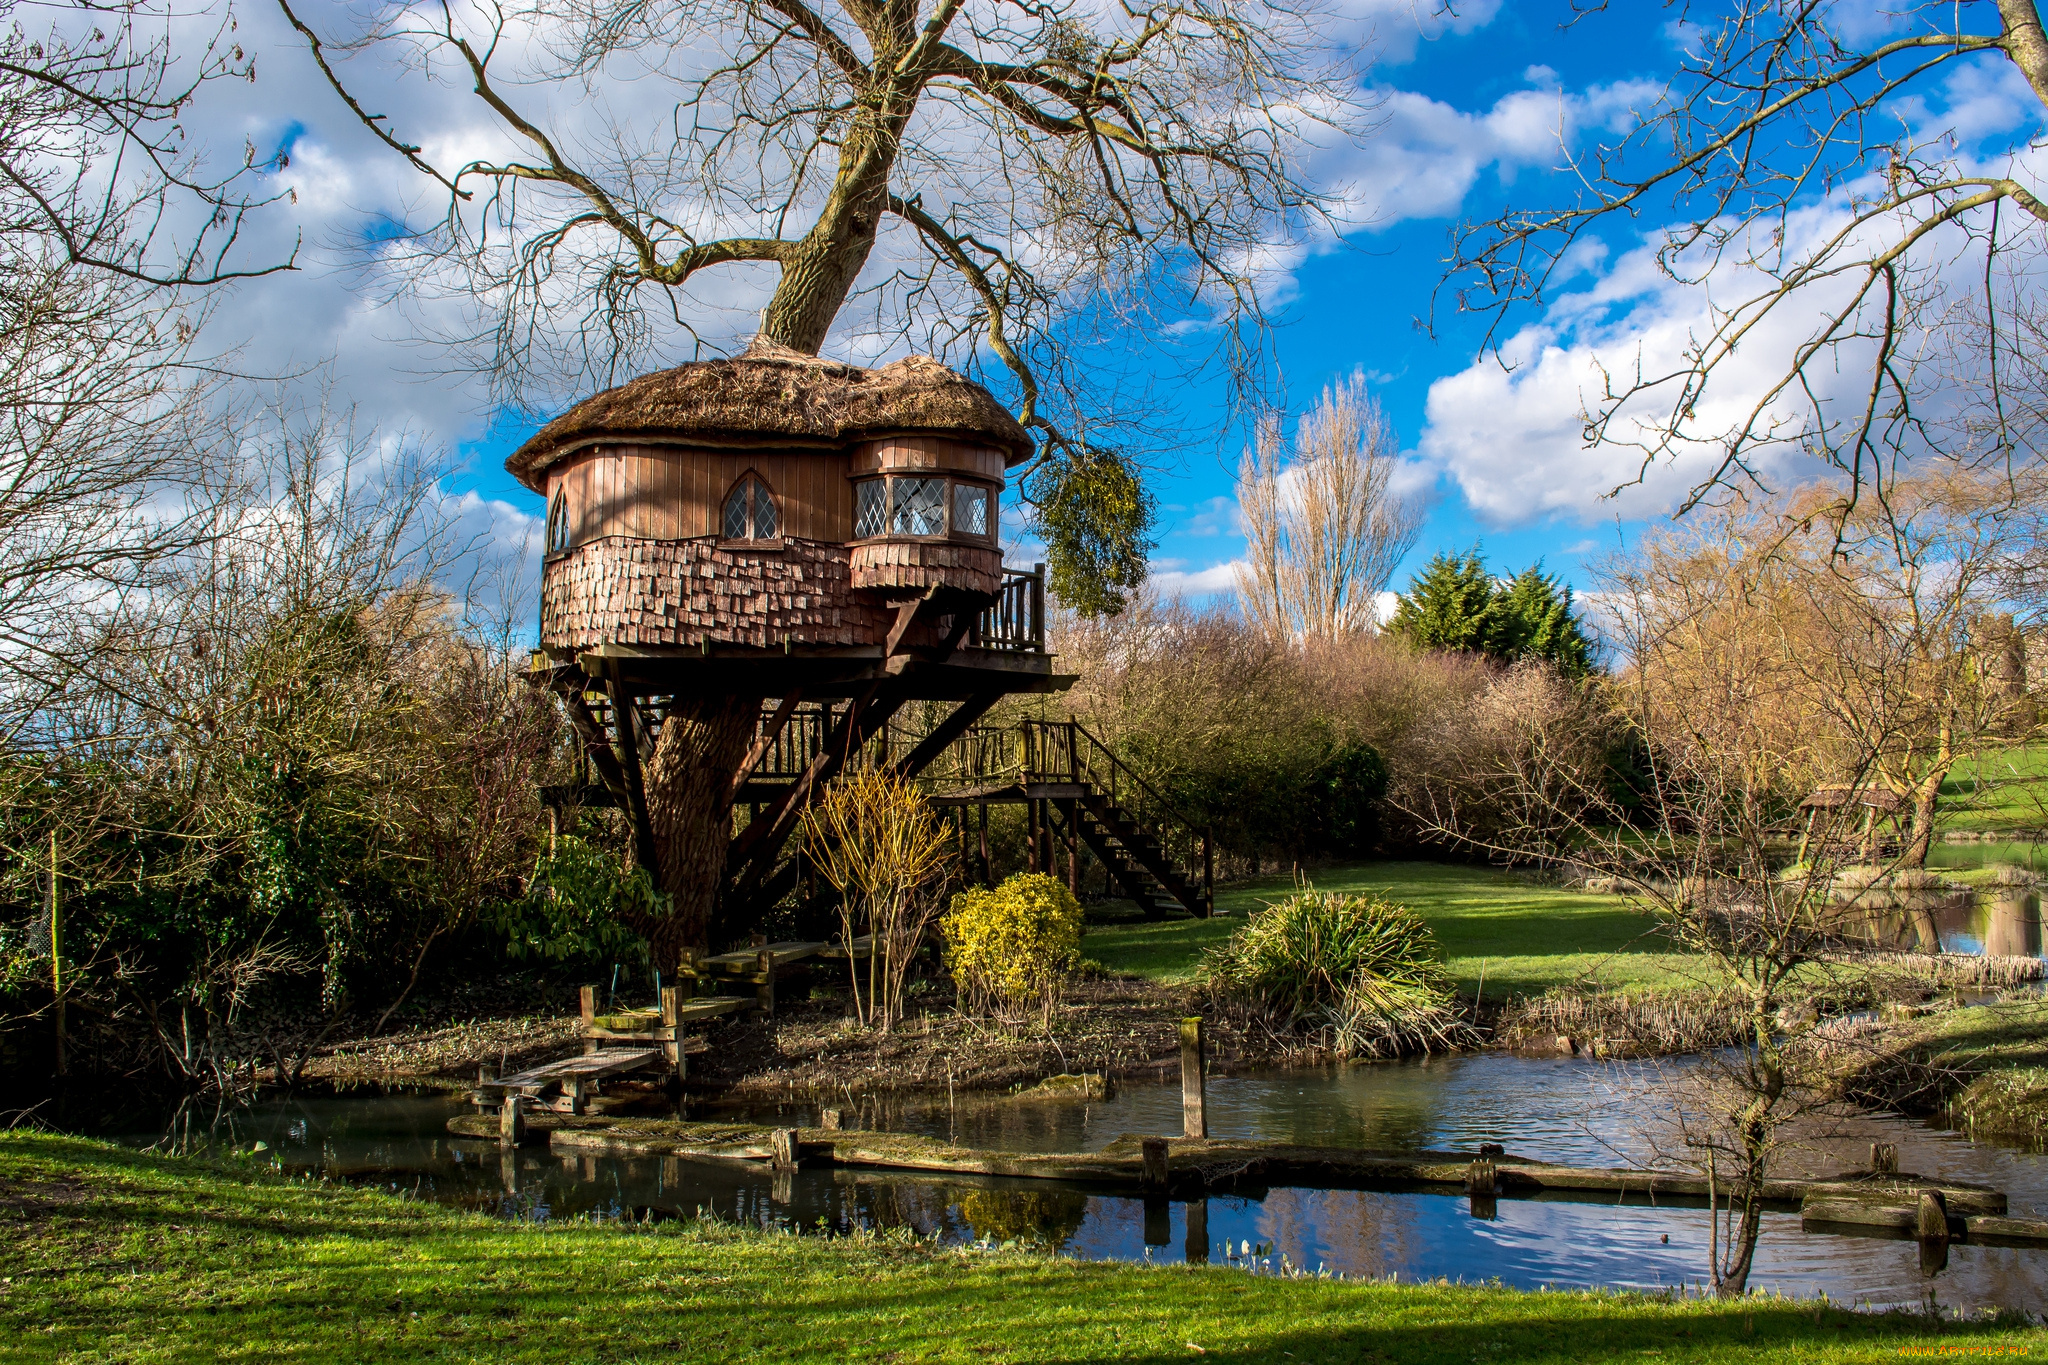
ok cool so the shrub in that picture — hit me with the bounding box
[799,764,953,1031]
[1202,886,1472,1057]
[492,835,655,965]
[941,873,1083,1023]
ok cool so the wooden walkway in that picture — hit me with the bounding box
[441,1114,2048,1249]
[469,1048,684,1115]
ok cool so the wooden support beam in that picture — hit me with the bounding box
[884,590,937,658]
[978,803,991,886]
[604,668,660,876]
[579,986,598,1057]
[887,691,1004,782]
[555,685,631,808]
[728,691,805,804]
[724,680,908,909]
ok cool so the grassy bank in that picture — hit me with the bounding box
[1086,862,1702,999]
[1838,997,2048,1140]
[1,1134,2032,1363]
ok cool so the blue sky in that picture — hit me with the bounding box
[180,0,2047,619]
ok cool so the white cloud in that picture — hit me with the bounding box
[1150,559,1244,597]
[1307,74,1662,239]
[1327,0,1502,65]
[1409,194,1900,527]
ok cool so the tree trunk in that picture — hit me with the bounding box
[1714,1197,1763,1297]
[1901,768,1946,868]
[640,694,760,966]
[758,116,905,354]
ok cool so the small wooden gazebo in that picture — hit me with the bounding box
[509,340,1069,947]
[1796,785,1905,863]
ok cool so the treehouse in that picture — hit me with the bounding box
[513,339,1051,674]
[511,340,1073,930]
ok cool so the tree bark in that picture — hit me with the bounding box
[640,694,760,966]
[1901,769,1946,868]
[758,113,906,353]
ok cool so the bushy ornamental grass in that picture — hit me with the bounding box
[1203,887,1475,1057]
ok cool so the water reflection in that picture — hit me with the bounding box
[81,1054,2048,1315]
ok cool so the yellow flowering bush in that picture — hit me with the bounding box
[941,872,1083,1021]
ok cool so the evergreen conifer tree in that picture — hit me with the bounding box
[1387,550,1498,652]
[1495,565,1595,676]
[1389,551,1596,673]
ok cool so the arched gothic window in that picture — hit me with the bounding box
[545,490,571,557]
[723,473,779,542]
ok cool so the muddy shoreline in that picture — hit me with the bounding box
[291,978,1304,1098]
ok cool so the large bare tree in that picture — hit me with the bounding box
[1451,1,2048,514]
[1235,372,1419,641]
[278,0,1358,605]
[0,0,298,738]
[278,0,1360,949]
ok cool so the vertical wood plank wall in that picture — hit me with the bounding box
[553,445,859,544]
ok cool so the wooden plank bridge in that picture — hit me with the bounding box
[441,1113,2048,1250]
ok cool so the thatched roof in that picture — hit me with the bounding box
[1801,785,1905,811]
[506,339,1032,491]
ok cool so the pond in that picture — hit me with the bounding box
[70,1052,2048,1316]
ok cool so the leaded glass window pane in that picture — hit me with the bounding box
[892,477,946,537]
[753,479,778,538]
[952,483,990,537]
[723,481,752,540]
[546,493,570,554]
[855,479,886,538]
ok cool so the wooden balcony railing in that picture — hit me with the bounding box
[967,564,1045,652]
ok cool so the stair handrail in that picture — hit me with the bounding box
[1061,720,1201,829]
[1024,716,1212,916]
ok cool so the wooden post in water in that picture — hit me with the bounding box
[1918,1188,1950,1276]
[578,985,598,1055]
[660,986,686,1083]
[1179,1017,1207,1139]
[500,1095,525,1147]
[1916,1188,1949,1243]
[1465,1158,1498,1220]
[1184,1198,1209,1264]
[1140,1137,1169,1191]
[771,1128,799,1170]
[1870,1142,1898,1175]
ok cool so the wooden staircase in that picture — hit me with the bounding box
[1072,793,1209,918]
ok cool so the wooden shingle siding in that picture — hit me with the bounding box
[849,541,1002,594]
[542,536,896,649]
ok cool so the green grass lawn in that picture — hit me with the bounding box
[1841,998,2048,1136]
[1085,862,1704,1000]
[1940,745,2048,834]
[2,1133,2031,1364]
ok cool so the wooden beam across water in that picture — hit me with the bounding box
[438,1114,2046,1247]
